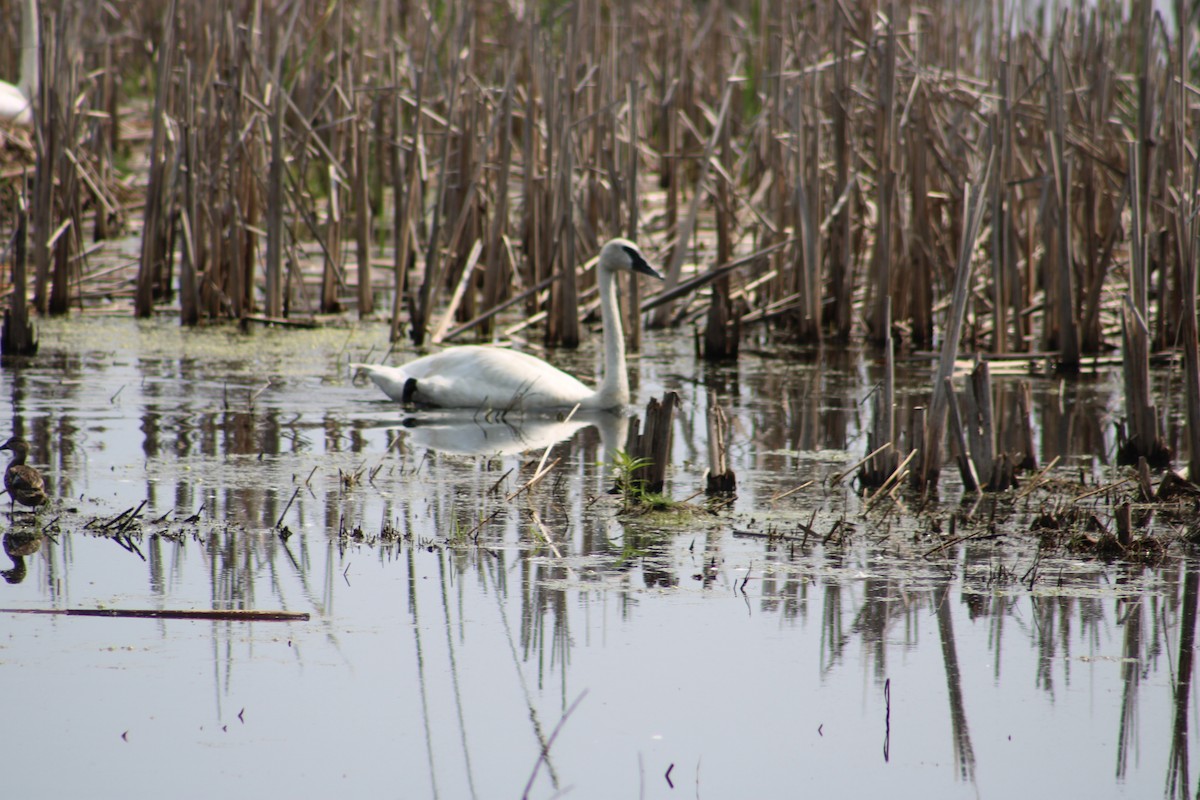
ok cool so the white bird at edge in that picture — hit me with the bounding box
[0,0,39,127]
[351,238,663,411]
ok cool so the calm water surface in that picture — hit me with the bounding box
[0,317,1193,799]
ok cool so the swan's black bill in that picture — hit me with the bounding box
[623,245,664,280]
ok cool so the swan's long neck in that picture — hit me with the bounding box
[18,0,39,98]
[594,266,629,408]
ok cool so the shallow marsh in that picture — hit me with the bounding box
[0,316,1193,799]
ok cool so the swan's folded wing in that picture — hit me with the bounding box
[387,347,593,409]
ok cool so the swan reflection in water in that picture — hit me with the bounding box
[390,409,630,460]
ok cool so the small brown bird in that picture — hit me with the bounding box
[0,437,48,514]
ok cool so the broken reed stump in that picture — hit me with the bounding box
[945,378,980,492]
[859,299,899,488]
[623,391,679,495]
[914,173,990,491]
[1115,502,1132,549]
[963,359,1017,492]
[944,361,1024,493]
[135,0,178,318]
[703,98,740,362]
[909,405,926,485]
[1135,457,1154,502]
[701,279,741,360]
[1117,295,1170,467]
[354,94,373,318]
[2,199,38,356]
[648,61,738,328]
[705,394,736,495]
[1179,192,1200,479]
[1012,381,1038,472]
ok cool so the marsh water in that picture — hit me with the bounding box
[0,316,1195,799]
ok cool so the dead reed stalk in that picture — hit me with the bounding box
[2,194,36,354]
[0,1,1194,487]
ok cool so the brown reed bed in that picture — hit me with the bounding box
[1,1,1198,485]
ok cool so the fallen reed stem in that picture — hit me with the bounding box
[0,608,309,621]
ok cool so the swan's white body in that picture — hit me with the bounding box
[353,238,661,411]
[0,0,38,127]
[0,82,32,127]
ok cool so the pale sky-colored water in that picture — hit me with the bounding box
[0,316,1190,799]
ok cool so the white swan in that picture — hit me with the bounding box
[352,238,661,411]
[0,0,38,127]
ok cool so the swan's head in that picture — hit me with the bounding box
[599,238,662,280]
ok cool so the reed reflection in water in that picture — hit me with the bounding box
[0,319,1193,798]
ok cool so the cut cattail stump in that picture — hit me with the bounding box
[354,94,373,318]
[704,395,736,495]
[703,114,739,363]
[964,359,1017,492]
[480,70,515,337]
[1013,381,1038,472]
[623,392,679,495]
[1044,50,1080,373]
[264,50,285,321]
[178,61,199,328]
[914,170,990,491]
[701,280,740,360]
[945,379,980,493]
[828,9,853,342]
[648,60,738,328]
[1116,295,1170,467]
[135,0,178,319]
[1179,188,1200,480]
[859,299,898,489]
[866,10,897,347]
[1135,457,1154,503]
[1115,502,1132,549]
[908,406,926,489]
